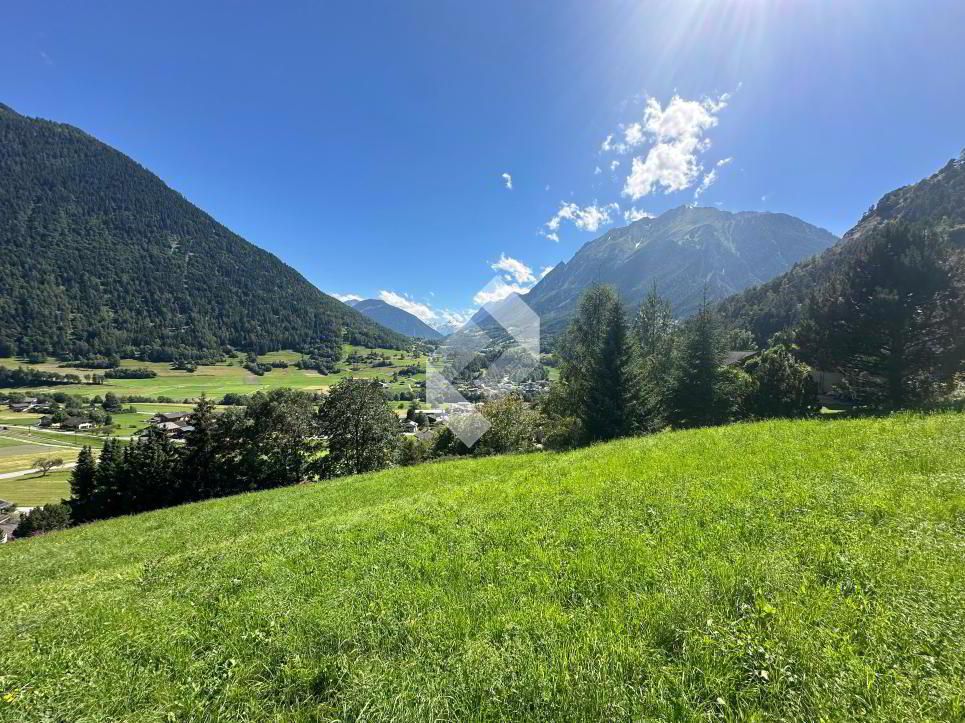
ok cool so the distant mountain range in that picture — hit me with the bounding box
[345,299,443,340]
[717,150,965,342]
[0,103,409,358]
[523,205,838,337]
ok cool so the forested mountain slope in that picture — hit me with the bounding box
[717,151,965,342]
[0,103,408,359]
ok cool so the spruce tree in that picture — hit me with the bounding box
[90,438,122,519]
[68,446,97,522]
[122,427,181,513]
[179,396,221,500]
[633,285,677,430]
[557,285,641,443]
[667,299,727,428]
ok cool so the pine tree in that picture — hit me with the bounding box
[557,285,641,443]
[90,438,122,519]
[633,285,677,430]
[179,396,220,500]
[667,299,728,428]
[68,446,97,522]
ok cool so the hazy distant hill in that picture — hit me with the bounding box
[717,151,965,342]
[524,205,838,337]
[0,103,409,358]
[350,299,443,340]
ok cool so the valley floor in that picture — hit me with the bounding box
[0,412,963,720]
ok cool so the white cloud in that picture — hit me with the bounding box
[539,265,554,279]
[624,207,655,223]
[473,277,533,306]
[641,94,726,143]
[624,122,645,147]
[610,160,620,171]
[623,141,704,199]
[694,157,733,200]
[331,292,363,303]
[436,308,474,331]
[491,253,536,284]
[544,201,619,239]
[378,290,476,333]
[605,93,729,201]
[501,172,513,190]
[594,166,602,175]
[694,169,718,199]
[378,290,437,324]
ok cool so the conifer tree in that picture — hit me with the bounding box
[557,285,642,443]
[667,299,728,428]
[68,446,97,522]
[90,438,123,519]
[633,285,677,430]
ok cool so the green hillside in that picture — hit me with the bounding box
[1,413,963,720]
[717,151,965,343]
[0,103,408,359]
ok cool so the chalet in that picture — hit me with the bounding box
[8,402,36,413]
[62,417,95,431]
[150,411,192,425]
[811,368,845,396]
[400,419,419,433]
[421,409,449,425]
[723,350,759,367]
[155,421,194,439]
[0,503,18,544]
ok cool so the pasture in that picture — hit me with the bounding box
[1,412,962,720]
[0,345,427,403]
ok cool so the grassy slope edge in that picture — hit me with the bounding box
[1,413,964,720]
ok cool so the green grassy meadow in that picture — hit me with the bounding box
[1,412,963,720]
[0,470,71,507]
[0,345,427,403]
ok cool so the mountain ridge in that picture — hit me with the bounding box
[349,299,444,340]
[523,205,838,337]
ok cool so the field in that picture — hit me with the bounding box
[0,346,427,500]
[1,412,963,720]
[0,345,427,404]
[0,470,71,507]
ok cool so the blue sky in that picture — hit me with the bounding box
[3,0,964,329]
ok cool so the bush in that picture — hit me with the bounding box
[744,346,819,419]
[14,503,72,538]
